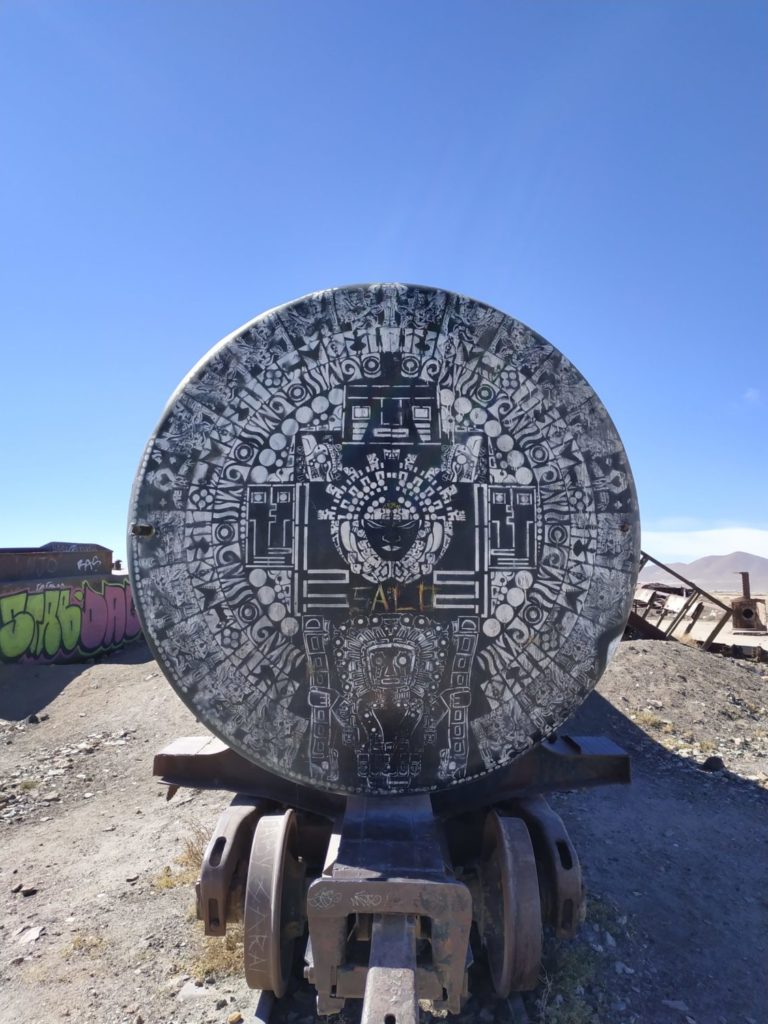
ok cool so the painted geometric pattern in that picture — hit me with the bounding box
[128,284,640,795]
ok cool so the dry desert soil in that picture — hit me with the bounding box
[0,639,766,1024]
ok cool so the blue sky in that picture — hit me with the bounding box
[1,0,766,565]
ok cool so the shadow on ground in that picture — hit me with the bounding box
[565,687,767,796]
[548,689,768,1024]
[0,639,154,721]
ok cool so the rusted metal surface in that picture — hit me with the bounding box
[624,610,671,641]
[160,733,625,1018]
[244,811,306,996]
[634,551,732,649]
[512,797,584,938]
[306,795,472,1016]
[155,736,345,817]
[133,288,643,1017]
[360,914,419,1024]
[731,597,766,631]
[476,812,542,994]
[731,574,767,632]
[196,797,265,936]
[185,789,599,1021]
[154,734,630,817]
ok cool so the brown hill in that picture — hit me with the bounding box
[639,550,768,592]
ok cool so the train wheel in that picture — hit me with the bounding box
[479,811,542,995]
[243,810,305,995]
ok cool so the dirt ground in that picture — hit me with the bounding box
[0,640,766,1024]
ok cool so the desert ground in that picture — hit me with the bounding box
[0,639,766,1024]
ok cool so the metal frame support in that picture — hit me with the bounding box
[361,914,419,1024]
[158,738,630,1022]
[196,797,265,935]
[305,795,472,1017]
[510,797,584,938]
[154,734,630,818]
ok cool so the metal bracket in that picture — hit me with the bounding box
[360,914,418,1024]
[153,734,630,817]
[511,796,585,938]
[196,796,265,936]
[305,795,472,1017]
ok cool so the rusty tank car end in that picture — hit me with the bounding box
[128,284,640,1023]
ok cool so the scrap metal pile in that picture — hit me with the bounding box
[128,284,640,1022]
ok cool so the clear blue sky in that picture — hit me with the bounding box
[2,0,766,565]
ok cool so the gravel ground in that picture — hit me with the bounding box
[0,639,765,1024]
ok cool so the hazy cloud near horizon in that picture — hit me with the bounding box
[641,528,768,564]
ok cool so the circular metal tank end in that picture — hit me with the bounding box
[128,284,640,796]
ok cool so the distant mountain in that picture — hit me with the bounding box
[639,551,768,593]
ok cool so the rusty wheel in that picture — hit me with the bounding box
[243,810,305,995]
[478,811,542,995]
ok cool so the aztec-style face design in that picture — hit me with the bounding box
[128,284,641,796]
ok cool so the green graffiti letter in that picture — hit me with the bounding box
[25,594,45,656]
[57,591,81,652]
[0,593,35,660]
[39,591,63,657]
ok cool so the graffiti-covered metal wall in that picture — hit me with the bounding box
[0,542,142,664]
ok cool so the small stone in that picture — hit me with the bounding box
[614,960,635,975]
[216,999,228,1010]
[21,884,38,896]
[227,1013,243,1024]
[27,714,40,725]
[83,792,94,799]
[661,999,691,1013]
[605,930,617,947]
[126,875,139,884]
[700,756,725,772]
[11,882,22,894]
[177,980,208,1001]
[18,925,45,945]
